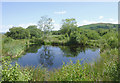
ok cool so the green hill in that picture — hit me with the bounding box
[79,23,118,30]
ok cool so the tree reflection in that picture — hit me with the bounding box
[39,46,54,67]
[25,44,42,53]
[59,46,86,57]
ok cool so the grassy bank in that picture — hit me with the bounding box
[2,34,29,59]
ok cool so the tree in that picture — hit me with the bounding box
[68,31,88,45]
[85,30,100,40]
[60,18,77,36]
[27,25,41,38]
[5,27,30,39]
[38,16,54,37]
[27,25,37,29]
[96,28,108,36]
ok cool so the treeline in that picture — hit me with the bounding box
[5,25,42,39]
[4,17,118,49]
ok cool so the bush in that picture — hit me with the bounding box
[58,35,66,40]
[2,60,32,81]
[68,32,88,45]
[5,27,30,39]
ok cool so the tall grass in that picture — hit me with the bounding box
[2,35,28,58]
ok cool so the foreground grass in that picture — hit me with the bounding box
[1,48,119,81]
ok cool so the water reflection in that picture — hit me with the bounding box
[59,46,86,57]
[39,46,54,67]
[11,45,100,70]
[25,44,42,53]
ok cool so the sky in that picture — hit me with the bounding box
[1,2,118,32]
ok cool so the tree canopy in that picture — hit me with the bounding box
[5,27,30,39]
[60,18,78,36]
[26,25,42,38]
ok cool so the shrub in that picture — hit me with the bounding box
[2,60,33,81]
[29,38,44,45]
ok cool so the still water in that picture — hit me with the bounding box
[12,45,100,70]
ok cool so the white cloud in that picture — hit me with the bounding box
[77,19,118,26]
[18,23,37,28]
[54,11,67,14]
[0,25,14,32]
[53,24,61,31]
[80,20,99,26]
[77,17,118,26]
[52,20,55,23]
[1,23,37,32]
[109,18,114,21]
[1,22,61,32]
[99,16,104,19]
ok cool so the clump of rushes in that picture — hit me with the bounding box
[2,36,28,58]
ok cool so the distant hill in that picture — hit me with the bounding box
[78,23,118,30]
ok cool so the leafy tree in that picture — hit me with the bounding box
[27,25,42,38]
[96,28,108,36]
[107,37,118,48]
[85,30,100,40]
[51,30,61,35]
[76,34,88,45]
[5,27,30,39]
[60,18,77,36]
[38,16,54,37]
[68,31,88,45]
[103,32,118,48]
[27,25,37,29]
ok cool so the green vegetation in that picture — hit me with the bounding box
[1,60,32,81]
[5,27,30,39]
[1,17,119,81]
[2,34,29,58]
[26,25,42,38]
[79,23,118,29]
